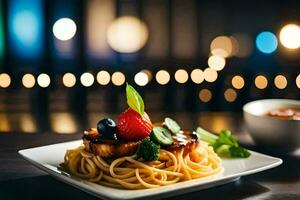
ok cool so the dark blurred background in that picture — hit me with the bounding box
[0,0,299,135]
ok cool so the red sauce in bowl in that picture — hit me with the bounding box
[266,108,300,120]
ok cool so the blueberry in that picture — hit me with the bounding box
[97,118,117,138]
[192,131,199,140]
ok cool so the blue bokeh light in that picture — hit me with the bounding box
[8,0,43,58]
[13,11,39,46]
[255,31,278,54]
[0,1,4,59]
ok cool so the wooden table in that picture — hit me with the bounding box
[0,113,299,200]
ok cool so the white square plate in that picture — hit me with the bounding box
[18,140,282,200]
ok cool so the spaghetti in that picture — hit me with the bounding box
[62,140,223,189]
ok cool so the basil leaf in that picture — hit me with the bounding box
[217,130,239,147]
[229,146,251,158]
[126,83,144,116]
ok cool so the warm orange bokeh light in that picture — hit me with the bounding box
[231,75,245,89]
[199,89,212,102]
[224,88,237,102]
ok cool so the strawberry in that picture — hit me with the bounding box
[117,108,152,141]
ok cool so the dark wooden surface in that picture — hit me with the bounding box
[0,114,299,200]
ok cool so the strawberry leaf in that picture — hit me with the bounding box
[126,83,144,116]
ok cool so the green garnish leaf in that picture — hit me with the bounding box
[215,144,231,157]
[196,127,251,158]
[229,146,251,158]
[126,83,144,116]
[214,130,238,148]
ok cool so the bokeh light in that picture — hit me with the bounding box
[20,113,36,133]
[174,69,189,84]
[274,75,287,89]
[134,71,149,86]
[296,74,300,89]
[8,0,43,58]
[255,75,268,89]
[22,73,35,88]
[97,70,110,85]
[229,36,239,56]
[204,68,218,82]
[51,113,77,134]
[62,73,76,88]
[155,70,170,85]
[231,75,245,89]
[232,33,252,58]
[199,89,212,102]
[279,24,300,49]
[0,113,10,132]
[255,31,278,54]
[0,3,3,59]
[191,69,204,84]
[107,16,148,53]
[224,88,237,102]
[111,72,125,86]
[12,12,38,46]
[53,18,77,41]
[141,69,152,81]
[37,73,50,88]
[208,55,226,71]
[80,72,94,87]
[0,73,11,88]
[210,36,233,58]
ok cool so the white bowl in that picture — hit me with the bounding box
[243,99,300,151]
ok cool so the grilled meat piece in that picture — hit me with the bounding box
[165,130,198,157]
[83,128,140,158]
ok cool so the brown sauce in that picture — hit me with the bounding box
[165,130,198,156]
[266,108,300,120]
